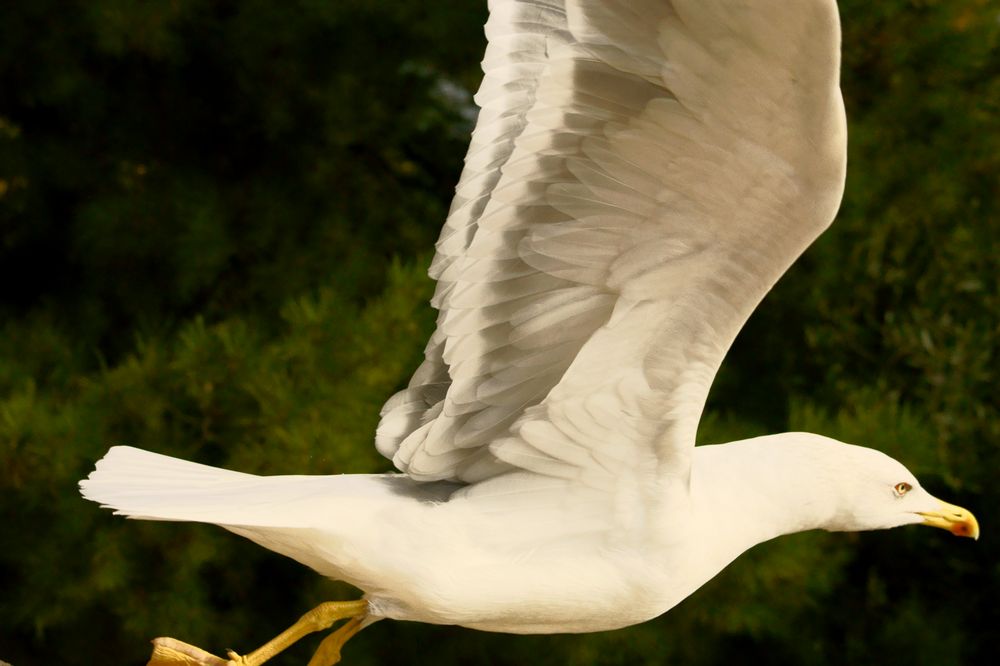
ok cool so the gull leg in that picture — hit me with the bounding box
[146,600,368,666]
[227,600,369,666]
[305,615,366,666]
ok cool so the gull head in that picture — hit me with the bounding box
[807,438,980,540]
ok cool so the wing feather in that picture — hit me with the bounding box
[378,0,847,491]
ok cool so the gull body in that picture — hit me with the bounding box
[79,0,978,663]
[85,434,968,637]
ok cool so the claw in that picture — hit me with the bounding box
[226,649,249,665]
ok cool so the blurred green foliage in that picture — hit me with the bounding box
[0,0,996,664]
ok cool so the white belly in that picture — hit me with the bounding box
[228,478,727,635]
[363,550,679,634]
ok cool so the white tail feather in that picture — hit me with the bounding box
[80,446,388,528]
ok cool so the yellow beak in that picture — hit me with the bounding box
[918,499,980,540]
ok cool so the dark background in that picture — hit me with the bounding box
[1,1,996,664]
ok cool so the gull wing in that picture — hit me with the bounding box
[377,0,847,488]
[375,0,573,468]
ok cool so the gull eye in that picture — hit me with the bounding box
[893,482,912,497]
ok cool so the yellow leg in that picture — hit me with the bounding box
[229,600,369,666]
[145,600,368,666]
[305,615,366,666]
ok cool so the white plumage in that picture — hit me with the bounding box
[80,0,977,662]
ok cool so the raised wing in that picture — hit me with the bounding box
[377,0,847,488]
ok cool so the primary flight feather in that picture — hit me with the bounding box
[80,1,979,665]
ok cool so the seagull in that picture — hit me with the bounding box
[80,1,979,665]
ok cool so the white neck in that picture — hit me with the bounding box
[688,435,848,560]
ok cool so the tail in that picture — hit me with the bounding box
[79,446,375,529]
[81,446,414,580]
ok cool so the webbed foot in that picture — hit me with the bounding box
[148,637,229,666]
